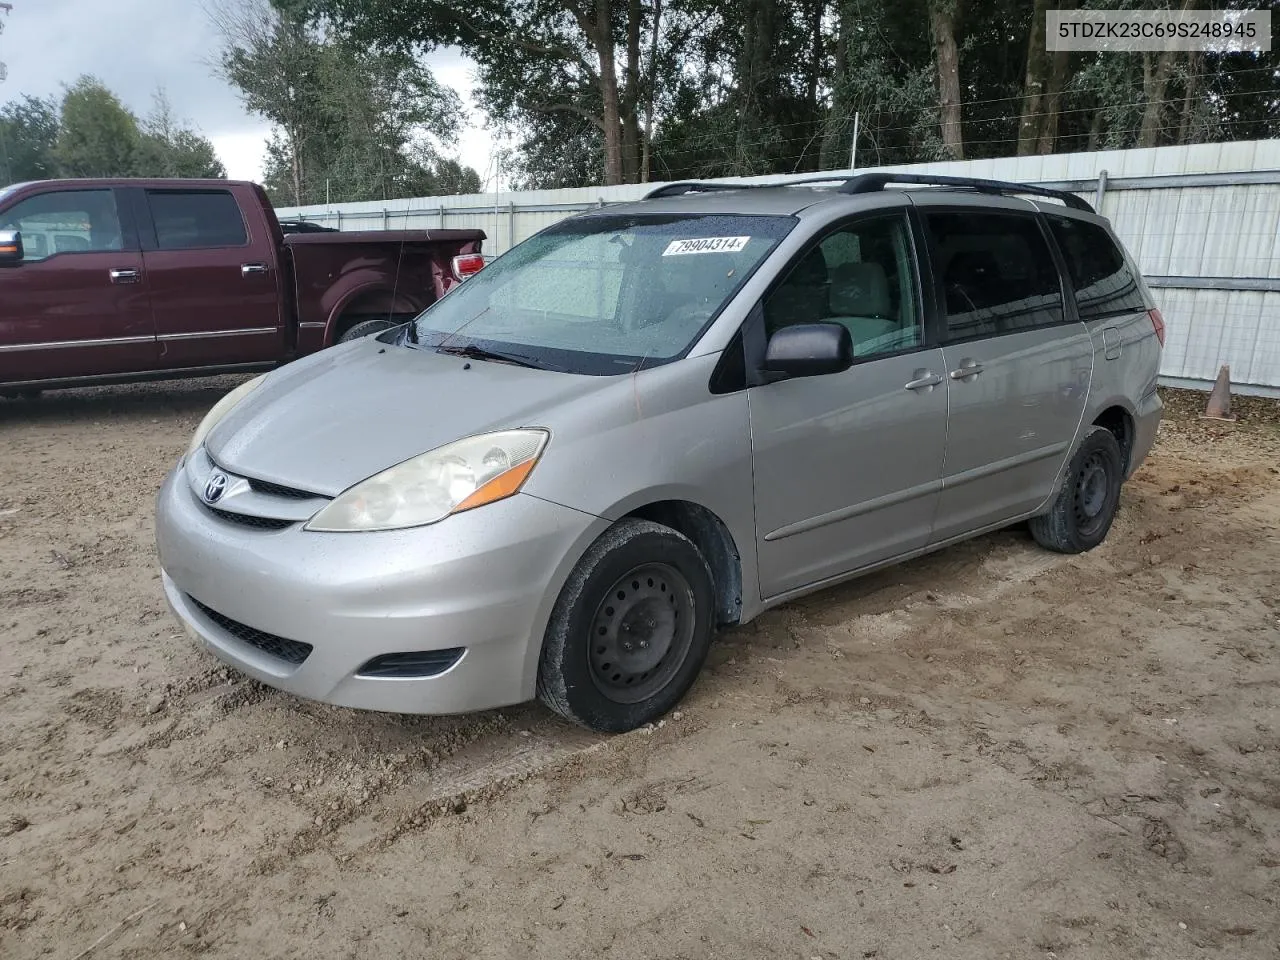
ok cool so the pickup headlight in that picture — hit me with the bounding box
[305,429,550,532]
[186,374,267,458]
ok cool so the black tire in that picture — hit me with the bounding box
[537,519,715,733]
[337,317,399,344]
[1029,425,1123,554]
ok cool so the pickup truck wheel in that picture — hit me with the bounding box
[537,519,715,733]
[1029,426,1123,554]
[337,318,400,344]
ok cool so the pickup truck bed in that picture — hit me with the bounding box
[0,179,484,393]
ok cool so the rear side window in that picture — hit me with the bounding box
[1047,216,1147,319]
[926,212,1064,340]
[146,190,248,249]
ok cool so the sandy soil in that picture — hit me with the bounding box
[1,381,1278,960]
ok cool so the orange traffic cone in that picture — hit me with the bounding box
[1202,364,1235,421]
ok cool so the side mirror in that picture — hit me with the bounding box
[0,230,23,265]
[763,322,853,378]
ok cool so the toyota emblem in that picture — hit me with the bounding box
[204,472,228,504]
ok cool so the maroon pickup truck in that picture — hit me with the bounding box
[0,178,485,396]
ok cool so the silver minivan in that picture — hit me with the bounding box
[156,174,1163,732]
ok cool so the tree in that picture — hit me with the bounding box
[134,91,227,178]
[55,76,139,177]
[211,0,477,204]
[928,0,963,160]
[0,94,59,185]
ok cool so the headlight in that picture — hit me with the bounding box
[305,429,550,532]
[186,374,266,458]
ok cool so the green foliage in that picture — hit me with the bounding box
[0,79,225,186]
[54,77,140,178]
[0,95,60,184]
[214,0,480,205]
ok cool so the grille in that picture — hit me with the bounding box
[206,507,295,530]
[249,477,325,500]
[357,648,466,679]
[188,596,313,665]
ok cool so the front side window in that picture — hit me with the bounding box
[147,190,248,249]
[927,212,1065,341]
[0,189,124,261]
[1046,215,1147,320]
[764,213,921,358]
[407,213,795,375]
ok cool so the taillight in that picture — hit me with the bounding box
[1149,308,1165,347]
[451,253,486,282]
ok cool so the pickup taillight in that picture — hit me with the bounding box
[1149,308,1165,347]
[452,254,486,282]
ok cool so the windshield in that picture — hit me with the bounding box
[406,213,795,375]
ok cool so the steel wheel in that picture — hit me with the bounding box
[1073,451,1111,539]
[587,562,695,704]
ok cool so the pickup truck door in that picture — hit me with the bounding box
[0,186,155,385]
[133,186,285,369]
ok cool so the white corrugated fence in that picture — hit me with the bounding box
[278,140,1280,396]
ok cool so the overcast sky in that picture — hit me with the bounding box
[0,0,498,187]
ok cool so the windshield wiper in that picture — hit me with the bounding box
[434,342,549,370]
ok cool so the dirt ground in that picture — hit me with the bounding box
[1,381,1278,960]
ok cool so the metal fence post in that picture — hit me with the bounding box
[439,206,446,229]
[382,209,389,230]
[508,202,516,250]
[336,210,343,231]
[1094,169,1108,211]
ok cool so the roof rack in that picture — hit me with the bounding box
[642,172,1093,212]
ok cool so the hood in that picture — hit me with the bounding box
[207,339,609,496]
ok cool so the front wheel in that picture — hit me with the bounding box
[1029,425,1123,554]
[537,519,715,733]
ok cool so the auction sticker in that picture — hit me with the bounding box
[662,236,750,256]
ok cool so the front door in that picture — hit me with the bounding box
[137,187,283,368]
[749,211,949,599]
[0,187,154,385]
[921,208,1092,542]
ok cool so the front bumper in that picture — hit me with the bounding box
[156,462,607,714]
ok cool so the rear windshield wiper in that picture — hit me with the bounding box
[434,342,550,370]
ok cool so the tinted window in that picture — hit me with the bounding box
[147,190,248,249]
[1047,215,1147,319]
[765,214,921,358]
[927,212,1064,340]
[0,189,124,260]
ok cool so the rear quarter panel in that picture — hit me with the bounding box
[285,231,484,353]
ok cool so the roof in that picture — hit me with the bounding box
[4,178,258,191]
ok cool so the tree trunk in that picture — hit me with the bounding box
[821,2,852,170]
[1139,0,1195,148]
[736,0,778,173]
[641,0,663,182]
[1178,50,1201,144]
[620,0,643,182]
[1087,104,1104,150]
[1036,46,1070,154]
[930,1,963,160]
[591,0,624,185]
[800,0,825,171]
[1017,0,1051,156]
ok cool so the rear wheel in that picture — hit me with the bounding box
[337,317,400,344]
[537,519,715,733]
[1029,426,1123,554]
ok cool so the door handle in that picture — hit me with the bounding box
[109,267,140,284]
[241,262,269,277]
[949,359,984,380]
[904,371,943,392]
